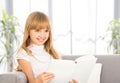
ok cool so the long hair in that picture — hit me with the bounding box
[20,11,60,59]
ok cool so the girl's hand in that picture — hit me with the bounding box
[36,72,55,83]
[69,79,79,83]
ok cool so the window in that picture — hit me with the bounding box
[0,0,5,17]
[51,0,114,55]
[5,0,115,55]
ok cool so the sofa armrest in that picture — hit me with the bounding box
[0,71,27,83]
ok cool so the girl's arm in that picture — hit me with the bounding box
[18,59,54,83]
[69,79,79,83]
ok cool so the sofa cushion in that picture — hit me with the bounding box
[96,55,120,83]
[0,72,27,83]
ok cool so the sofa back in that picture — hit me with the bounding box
[62,55,120,83]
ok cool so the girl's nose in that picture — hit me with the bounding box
[39,32,45,37]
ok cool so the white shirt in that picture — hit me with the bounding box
[16,44,52,77]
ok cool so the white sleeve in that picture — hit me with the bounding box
[16,49,30,61]
[13,49,30,70]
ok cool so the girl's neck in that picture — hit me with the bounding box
[28,44,44,49]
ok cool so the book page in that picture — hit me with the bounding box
[73,55,97,83]
[47,59,75,83]
[87,63,102,83]
[47,55,97,83]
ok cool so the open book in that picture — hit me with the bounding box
[47,55,97,83]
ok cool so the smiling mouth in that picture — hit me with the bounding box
[37,38,45,42]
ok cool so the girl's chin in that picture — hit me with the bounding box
[37,42,45,45]
[30,41,45,45]
[36,43,44,45]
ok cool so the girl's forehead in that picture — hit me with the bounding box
[35,28,49,30]
[29,20,51,30]
[37,22,49,28]
[30,24,50,29]
[30,26,50,30]
[35,26,50,29]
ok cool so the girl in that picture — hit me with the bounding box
[16,11,78,83]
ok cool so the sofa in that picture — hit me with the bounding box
[0,55,120,83]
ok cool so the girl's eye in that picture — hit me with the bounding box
[35,29,40,32]
[45,29,49,32]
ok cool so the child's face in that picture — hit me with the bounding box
[29,28,49,46]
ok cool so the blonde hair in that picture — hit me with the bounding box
[20,11,60,59]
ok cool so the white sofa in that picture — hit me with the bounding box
[0,55,120,83]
